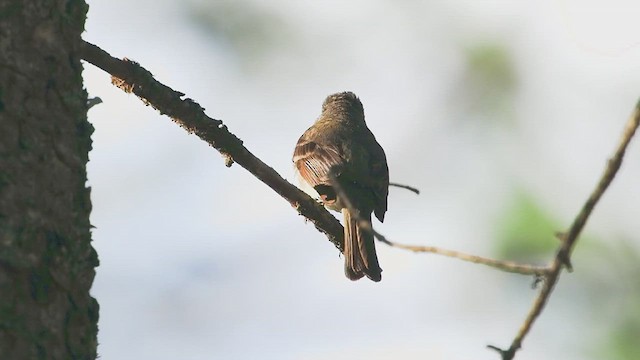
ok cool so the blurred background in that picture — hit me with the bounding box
[83,1,640,359]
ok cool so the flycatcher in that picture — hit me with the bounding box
[293,91,389,282]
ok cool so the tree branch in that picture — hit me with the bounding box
[488,101,640,360]
[382,241,548,276]
[79,40,346,251]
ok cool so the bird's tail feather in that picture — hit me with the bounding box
[343,208,382,282]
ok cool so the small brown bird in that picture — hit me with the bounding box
[293,92,389,282]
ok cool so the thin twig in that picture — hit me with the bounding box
[488,101,640,359]
[383,241,548,276]
[389,182,420,195]
[328,172,546,276]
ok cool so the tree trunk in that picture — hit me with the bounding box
[0,1,98,359]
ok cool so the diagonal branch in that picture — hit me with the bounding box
[79,40,346,252]
[488,101,640,360]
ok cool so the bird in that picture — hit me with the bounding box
[293,91,389,282]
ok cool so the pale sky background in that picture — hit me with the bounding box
[83,1,640,359]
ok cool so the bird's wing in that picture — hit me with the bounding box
[293,139,344,187]
[369,141,389,223]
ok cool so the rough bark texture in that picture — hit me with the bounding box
[0,1,98,359]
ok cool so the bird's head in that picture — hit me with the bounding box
[321,91,365,123]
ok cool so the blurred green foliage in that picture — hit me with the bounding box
[465,44,515,91]
[494,188,560,262]
[458,42,517,124]
[582,240,640,360]
[605,316,640,360]
[187,1,289,69]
